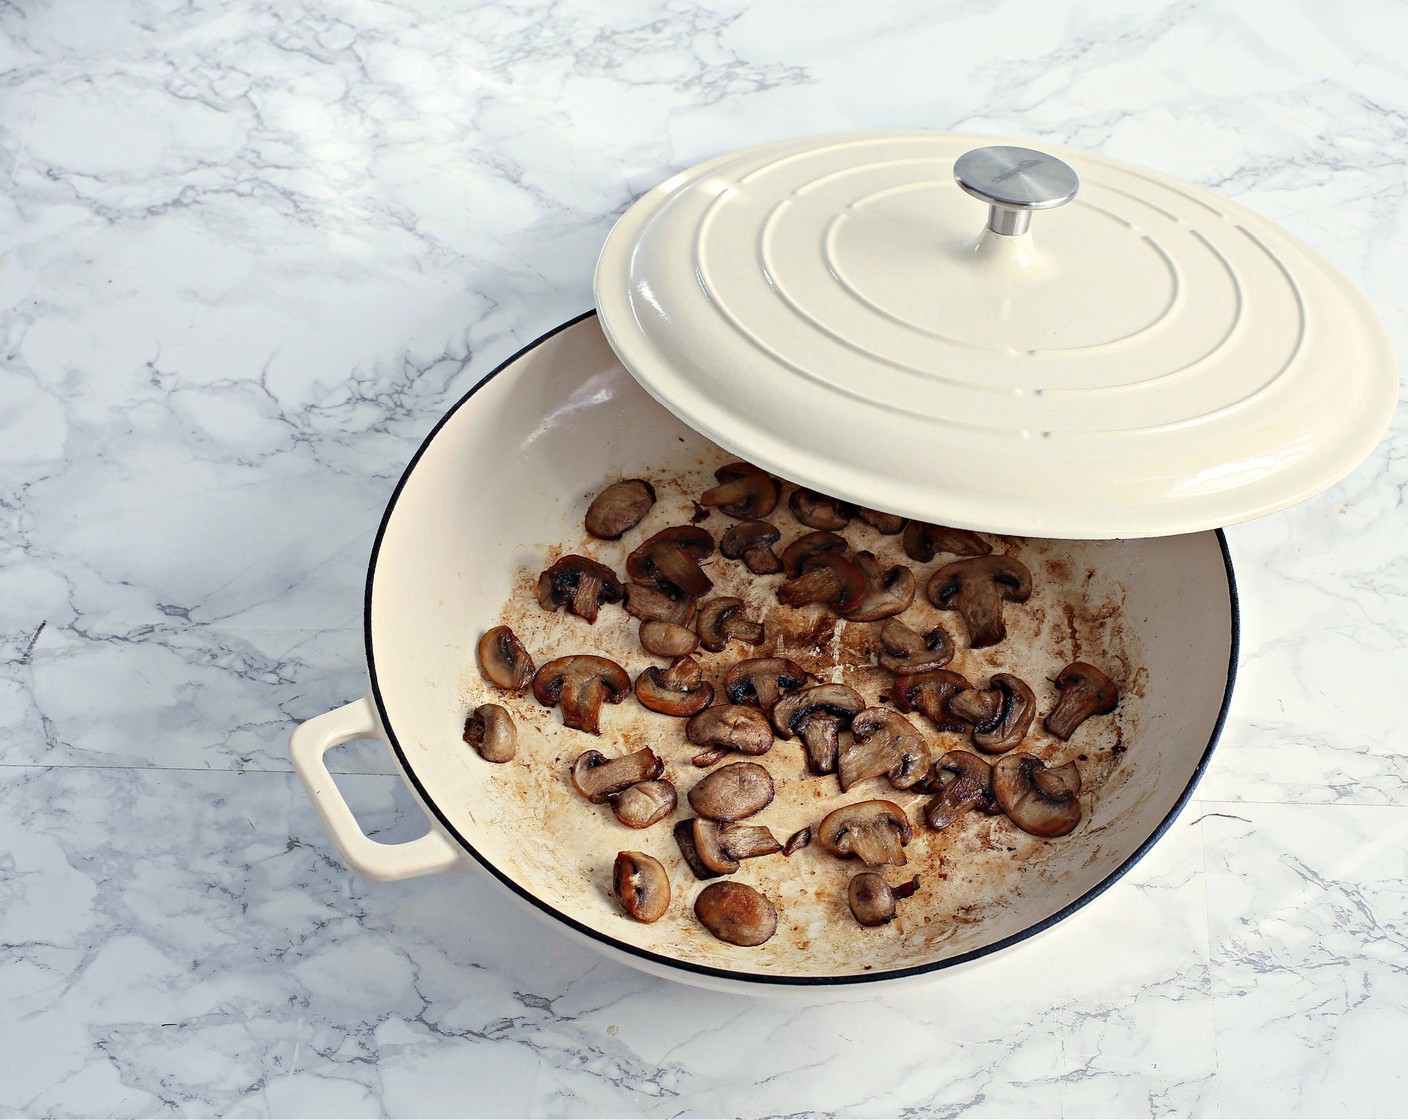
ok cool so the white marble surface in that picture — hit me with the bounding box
[2,0,1406,1115]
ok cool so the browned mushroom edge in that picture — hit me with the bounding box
[924,750,1000,831]
[816,799,913,867]
[992,754,1083,838]
[476,625,536,692]
[839,707,933,792]
[634,656,714,717]
[613,851,670,922]
[462,703,516,763]
[695,597,765,652]
[875,618,954,675]
[902,521,993,563]
[571,746,664,803]
[533,655,631,734]
[585,478,656,540]
[692,817,740,874]
[771,684,866,776]
[694,880,778,946]
[780,530,848,578]
[535,554,625,624]
[719,519,783,575]
[782,826,812,856]
[687,761,775,821]
[685,703,775,757]
[1044,661,1120,741]
[724,657,809,713]
[777,553,868,614]
[891,669,974,734]
[841,552,916,621]
[611,779,677,828]
[926,554,1033,649]
[698,463,781,520]
[948,673,1037,754]
[626,526,715,600]
[789,487,854,530]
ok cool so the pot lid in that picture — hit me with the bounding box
[594,132,1398,539]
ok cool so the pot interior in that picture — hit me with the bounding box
[368,314,1235,983]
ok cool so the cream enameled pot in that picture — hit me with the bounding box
[290,312,1238,994]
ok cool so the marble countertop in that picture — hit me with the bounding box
[4,1,1406,1115]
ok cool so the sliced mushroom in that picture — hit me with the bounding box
[841,552,915,621]
[699,463,781,519]
[533,655,631,734]
[924,750,1001,831]
[788,487,854,530]
[724,657,809,713]
[626,526,715,600]
[948,673,1036,754]
[777,553,868,614]
[673,817,722,881]
[848,872,896,927]
[839,707,934,792]
[462,703,516,763]
[902,521,992,563]
[571,746,664,803]
[692,818,740,874]
[782,826,812,856]
[685,704,774,757]
[1045,662,1120,741]
[891,669,974,734]
[611,779,677,828]
[926,554,1033,648]
[694,881,778,946]
[856,508,907,535]
[780,530,848,577]
[585,479,656,540]
[639,619,699,658]
[687,761,775,821]
[875,619,954,675]
[771,684,866,775]
[535,555,625,624]
[719,823,782,860]
[613,851,670,923]
[691,747,728,768]
[476,625,536,692]
[993,754,1083,838]
[695,597,765,652]
[816,800,913,867]
[634,656,714,717]
[623,583,696,626]
[719,520,783,575]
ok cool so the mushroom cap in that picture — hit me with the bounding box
[719,519,782,559]
[789,487,854,530]
[623,583,696,626]
[1044,661,1120,741]
[634,656,714,717]
[613,851,671,923]
[462,703,516,763]
[533,655,631,734]
[902,521,993,563]
[856,508,907,535]
[841,553,916,622]
[926,554,1033,649]
[687,761,776,821]
[848,872,897,927]
[875,618,954,675]
[673,818,723,881]
[992,754,1083,838]
[949,673,1037,754]
[692,818,741,875]
[585,478,656,540]
[536,555,625,624]
[924,750,1000,830]
[611,779,678,828]
[840,707,933,792]
[724,657,809,713]
[780,530,848,577]
[570,746,664,803]
[685,703,775,756]
[699,463,781,520]
[695,597,765,652]
[816,799,913,867]
[771,684,866,739]
[626,526,716,600]
[638,619,700,658]
[694,881,778,946]
[891,669,974,734]
[476,625,536,692]
[777,553,868,614]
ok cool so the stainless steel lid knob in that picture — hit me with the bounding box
[954,145,1079,237]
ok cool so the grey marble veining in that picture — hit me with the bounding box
[2,0,1407,1115]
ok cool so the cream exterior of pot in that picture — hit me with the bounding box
[290,315,1236,996]
[595,132,1397,540]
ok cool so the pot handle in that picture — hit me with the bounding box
[289,695,472,882]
